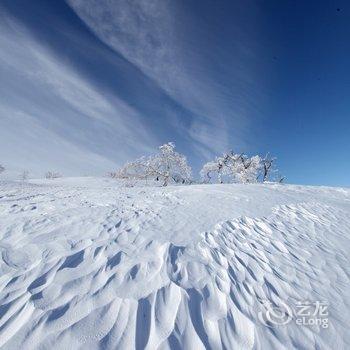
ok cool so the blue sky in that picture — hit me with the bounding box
[0,0,349,186]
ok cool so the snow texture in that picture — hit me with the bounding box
[0,178,349,349]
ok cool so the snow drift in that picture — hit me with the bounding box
[0,178,349,349]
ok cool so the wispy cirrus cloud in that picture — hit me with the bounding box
[0,13,157,177]
[66,0,265,159]
[0,0,265,177]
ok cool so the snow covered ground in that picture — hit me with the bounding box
[0,177,349,349]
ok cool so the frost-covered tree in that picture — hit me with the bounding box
[19,170,29,182]
[231,155,262,184]
[200,151,281,184]
[151,142,192,186]
[115,142,192,186]
[201,151,258,184]
[200,158,226,183]
[260,154,276,182]
[114,157,149,181]
[0,164,5,175]
[221,152,261,184]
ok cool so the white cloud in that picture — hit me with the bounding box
[66,0,263,159]
[0,106,116,178]
[0,15,157,177]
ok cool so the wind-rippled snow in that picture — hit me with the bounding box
[0,178,349,349]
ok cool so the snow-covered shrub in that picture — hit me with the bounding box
[45,171,62,179]
[276,173,286,183]
[115,142,192,186]
[0,164,5,175]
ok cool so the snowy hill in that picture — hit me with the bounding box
[0,178,349,349]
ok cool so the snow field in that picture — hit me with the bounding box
[0,178,349,349]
